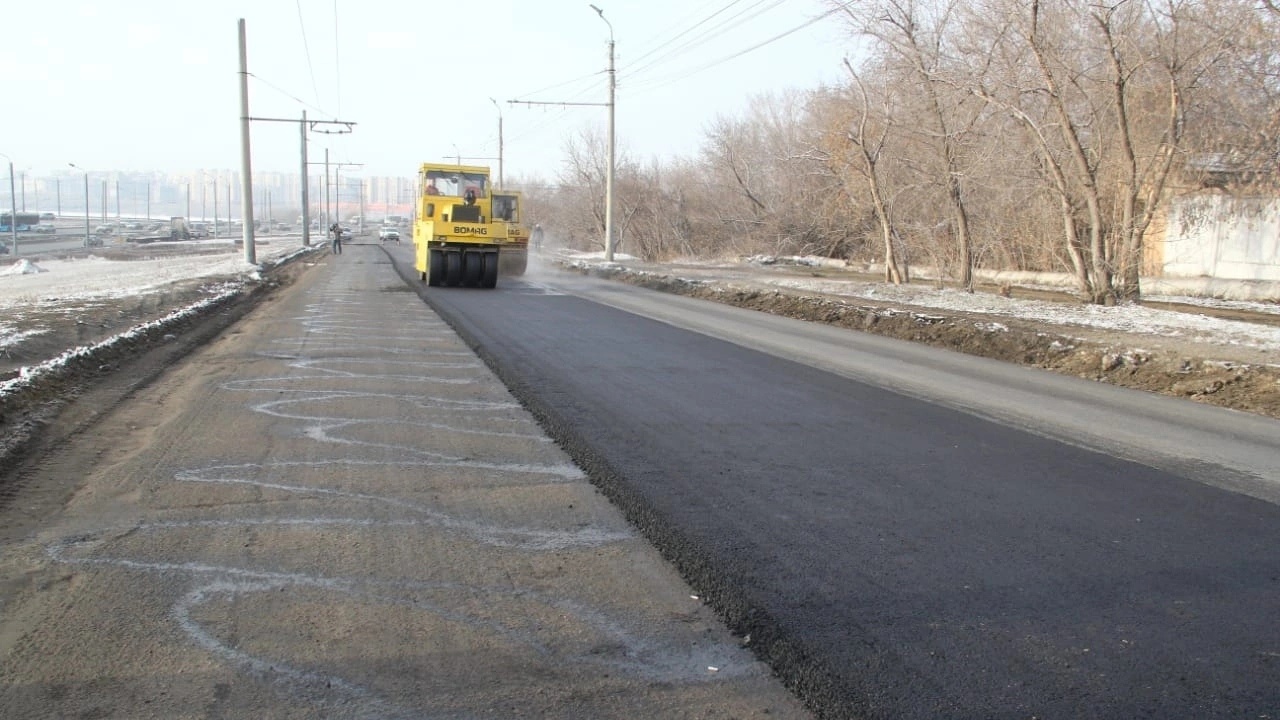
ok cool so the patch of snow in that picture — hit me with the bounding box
[0,286,244,399]
[572,256,1280,354]
[0,243,311,309]
[1,259,48,276]
[568,251,638,262]
[0,327,51,348]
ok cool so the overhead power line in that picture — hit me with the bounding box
[620,0,751,73]
[333,0,343,117]
[626,1,852,95]
[512,70,608,104]
[294,0,322,108]
[620,0,787,81]
[247,72,336,120]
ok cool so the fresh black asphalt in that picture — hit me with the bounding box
[412,272,1280,719]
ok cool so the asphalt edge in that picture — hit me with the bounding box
[386,250,861,720]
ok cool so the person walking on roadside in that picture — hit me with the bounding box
[329,222,343,254]
[531,223,544,253]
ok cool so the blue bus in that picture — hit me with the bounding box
[0,212,40,232]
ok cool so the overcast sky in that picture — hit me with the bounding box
[3,0,852,182]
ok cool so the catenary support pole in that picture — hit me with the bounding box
[6,162,17,254]
[237,18,256,263]
[589,5,617,262]
[301,110,311,246]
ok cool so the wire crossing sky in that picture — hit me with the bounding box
[5,0,848,179]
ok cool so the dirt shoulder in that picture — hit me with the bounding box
[560,259,1280,421]
[0,255,319,501]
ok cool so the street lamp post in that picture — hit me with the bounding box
[590,4,617,262]
[68,163,90,248]
[0,154,17,255]
[489,97,504,189]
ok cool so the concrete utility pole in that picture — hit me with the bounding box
[490,97,504,189]
[2,156,17,254]
[301,110,310,246]
[510,4,618,260]
[592,4,616,262]
[68,162,89,248]
[56,179,61,216]
[238,18,256,264]
[244,111,354,247]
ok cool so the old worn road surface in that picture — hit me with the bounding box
[0,245,810,719]
[416,254,1280,719]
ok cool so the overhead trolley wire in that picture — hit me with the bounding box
[619,0,787,81]
[294,0,323,108]
[246,72,337,118]
[505,77,609,148]
[625,0,852,96]
[333,0,343,116]
[511,69,610,104]
[619,0,750,72]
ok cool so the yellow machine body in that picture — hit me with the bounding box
[412,163,511,288]
[491,189,529,276]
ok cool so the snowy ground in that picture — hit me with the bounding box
[0,239,305,308]
[0,238,319,397]
[3,244,1277,364]
[566,252,1280,358]
[1,244,1277,417]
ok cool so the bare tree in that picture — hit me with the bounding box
[843,59,909,284]
[840,0,981,289]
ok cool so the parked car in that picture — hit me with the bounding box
[378,225,401,243]
[33,223,56,234]
[94,224,115,235]
[86,236,104,247]
[39,212,56,220]
[189,223,210,238]
[0,241,9,254]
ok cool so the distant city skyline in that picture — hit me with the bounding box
[8,169,416,222]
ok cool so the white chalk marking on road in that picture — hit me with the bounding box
[34,269,759,715]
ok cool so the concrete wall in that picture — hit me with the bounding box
[1157,194,1280,281]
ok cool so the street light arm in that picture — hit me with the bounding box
[590,4,614,40]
